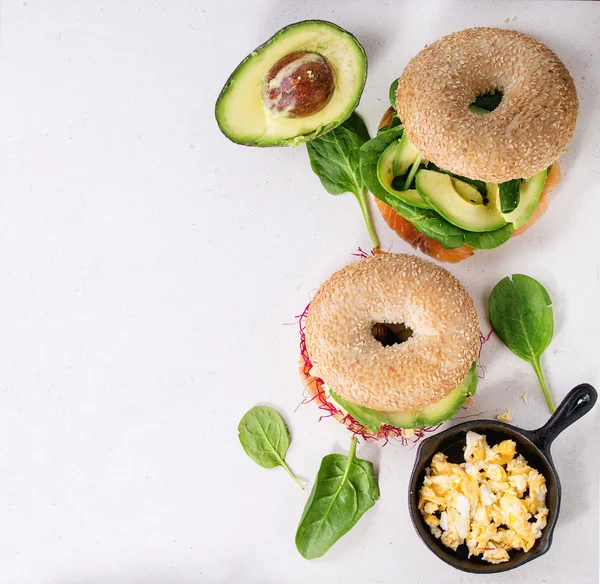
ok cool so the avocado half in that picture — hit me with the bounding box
[215,20,367,147]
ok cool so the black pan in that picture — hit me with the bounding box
[408,383,597,573]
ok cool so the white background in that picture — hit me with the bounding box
[1,1,599,582]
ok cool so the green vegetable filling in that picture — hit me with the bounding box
[329,361,478,430]
[359,117,551,250]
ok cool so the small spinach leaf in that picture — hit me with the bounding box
[498,179,521,213]
[377,113,402,134]
[389,78,399,110]
[295,437,379,559]
[360,124,405,200]
[488,275,556,413]
[464,223,514,250]
[238,406,304,488]
[307,112,379,248]
[472,91,503,112]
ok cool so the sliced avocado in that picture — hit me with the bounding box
[215,20,367,146]
[329,362,478,431]
[376,134,429,209]
[468,105,490,115]
[416,169,507,232]
[328,390,384,432]
[380,362,478,429]
[488,169,548,229]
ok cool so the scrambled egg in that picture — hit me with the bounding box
[419,431,548,564]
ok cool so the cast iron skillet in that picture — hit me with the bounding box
[408,383,597,573]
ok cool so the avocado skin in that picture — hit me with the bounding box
[215,20,367,147]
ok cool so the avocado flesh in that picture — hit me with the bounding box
[215,20,367,146]
[416,169,507,232]
[376,134,429,209]
[487,169,548,229]
[329,361,478,431]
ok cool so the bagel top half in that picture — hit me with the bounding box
[396,27,578,183]
[304,253,480,412]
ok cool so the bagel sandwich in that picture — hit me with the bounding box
[299,252,480,442]
[360,27,577,263]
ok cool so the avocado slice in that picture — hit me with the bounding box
[416,169,507,232]
[215,20,367,146]
[376,134,429,209]
[329,361,478,431]
[487,169,548,229]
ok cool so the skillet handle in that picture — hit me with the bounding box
[530,384,597,452]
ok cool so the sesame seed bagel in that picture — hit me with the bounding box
[305,253,479,412]
[396,27,578,182]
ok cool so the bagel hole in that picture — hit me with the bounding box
[372,323,413,347]
[470,90,503,113]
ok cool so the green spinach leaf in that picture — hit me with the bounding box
[238,406,303,488]
[377,113,402,134]
[498,179,521,213]
[295,437,379,559]
[488,275,556,413]
[472,91,503,112]
[307,112,379,248]
[360,124,405,200]
[389,78,399,110]
[464,223,514,250]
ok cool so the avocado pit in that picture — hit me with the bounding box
[262,51,335,118]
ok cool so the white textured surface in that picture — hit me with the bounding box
[0,1,599,582]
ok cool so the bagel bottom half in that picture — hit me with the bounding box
[299,251,481,442]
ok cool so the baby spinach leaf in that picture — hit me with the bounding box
[498,179,521,213]
[360,124,406,201]
[377,113,402,134]
[464,223,514,250]
[472,91,503,112]
[238,406,303,489]
[488,275,556,413]
[295,437,379,559]
[389,78,399,110]
[307,112,379,248]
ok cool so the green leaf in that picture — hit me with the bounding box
[464,223,514,250]
[360,125,405,200]
[307,112,379,248]
[389,78,399,110]
[295,437,379,559]
[307,117,366,196]
[498,179,521,213]
[472,92,503,112]
[238,406,304,488]
[488,275,556,413]
[377,113,402,134]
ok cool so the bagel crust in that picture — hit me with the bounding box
[396,28,578,182]
[305,254,479,412]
